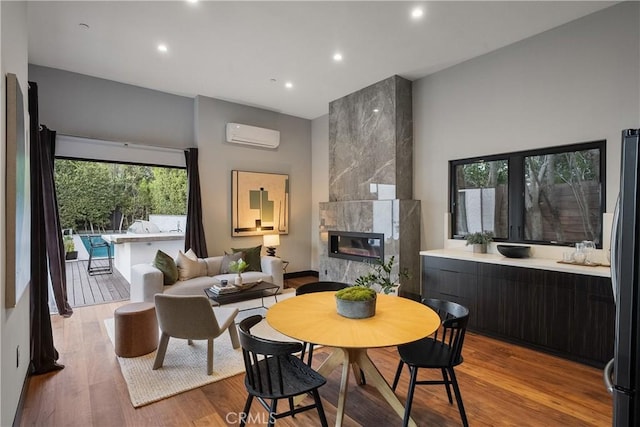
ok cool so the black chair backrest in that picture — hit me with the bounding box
[238,315,304,396]
[422,298,469,366]
[295,281,350,295]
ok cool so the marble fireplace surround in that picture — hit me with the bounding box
[319,75,421,295]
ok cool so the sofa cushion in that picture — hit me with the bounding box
[164,275,218,296]
[153,250,178,285]
[184,248,199,260]
[232,245,262,272]
[176,251,207,281]
[220,251,243,274]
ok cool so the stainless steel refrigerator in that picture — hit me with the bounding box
[605,128,640,426]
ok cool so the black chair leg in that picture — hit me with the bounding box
[311,388,329,427]
[442,367,453,404]
[449,368,468,427]
[267,399,278,427]
[403,366,419,427]
[288,397,295,417]
[392,360,405,391]
[240,395,253,427]
[360,368,366,385]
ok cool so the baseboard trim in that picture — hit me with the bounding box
[284,270,318,279]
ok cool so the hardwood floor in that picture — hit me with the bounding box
[52,260,129,313]
[21,277,612,426]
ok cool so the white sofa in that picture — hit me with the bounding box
[129,255,283,303]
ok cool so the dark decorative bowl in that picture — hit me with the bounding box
[497,245,531,258]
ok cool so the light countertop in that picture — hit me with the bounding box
[102,232,184,244]
[420,248,611,278]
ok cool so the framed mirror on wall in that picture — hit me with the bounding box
[5,73,31,308]
[231,170,289,237]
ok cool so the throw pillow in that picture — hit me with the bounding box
[231,245,262,272]
[153,250,178,285]
[184,248,198,261]
[220,251,244,274]
[176,250,207,281]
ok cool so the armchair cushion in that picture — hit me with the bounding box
[231,245,262,272]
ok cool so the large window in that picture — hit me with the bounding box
[54,158,187,233]
[450,141,605,247]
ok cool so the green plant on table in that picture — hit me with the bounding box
[465,231,493,246]
[229,258,248,275]
[354,256,409,295]
[335,286,376,301]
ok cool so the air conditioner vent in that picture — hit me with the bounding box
[226,123,280,149]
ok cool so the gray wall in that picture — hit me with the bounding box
[29,65,194,148]
[414,1,639,249]
[1,2,31,425]
[195,96,312,272]
[31,67,314,273]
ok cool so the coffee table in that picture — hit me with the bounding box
[204,281,279,312]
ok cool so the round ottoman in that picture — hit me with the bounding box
[114,302,158,357]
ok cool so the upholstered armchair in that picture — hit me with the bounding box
[153,294,240,375]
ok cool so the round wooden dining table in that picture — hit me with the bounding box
[266,292,440,427]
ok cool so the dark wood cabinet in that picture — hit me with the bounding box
[421,255,614,367]
[422,257,477,327]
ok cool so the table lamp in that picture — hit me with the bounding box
[263,234,280,257]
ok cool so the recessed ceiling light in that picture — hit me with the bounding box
[333,53,343,62]
[285,82,293,89]
[373,108,380,113]
[411,7,424,19]
[157,44,168,53]
[78,23,90,30]
[186,0,198,3]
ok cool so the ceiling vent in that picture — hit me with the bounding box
[226,123,280,149]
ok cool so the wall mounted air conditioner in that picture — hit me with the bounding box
[226,123,280,149]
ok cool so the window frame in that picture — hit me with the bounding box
[449,140,606,248]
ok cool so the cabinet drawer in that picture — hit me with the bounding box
[423,256,477,275]
[422,268,477,299]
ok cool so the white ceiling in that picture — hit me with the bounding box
[27,1,616,120]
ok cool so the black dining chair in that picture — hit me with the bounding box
[295,281,349,365]
[238,315,329,427]
[391,298,470,427]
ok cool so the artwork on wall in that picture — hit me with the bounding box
[5,73,31,308]
[231,170,289,237]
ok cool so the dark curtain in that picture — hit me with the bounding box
[39,125,73,316]
[28,82,67,375]
[184,148,208,257]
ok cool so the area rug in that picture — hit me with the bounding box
[104,289,296,407]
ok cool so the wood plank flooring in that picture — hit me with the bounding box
[22,276,612,427]
[62,260,129,309]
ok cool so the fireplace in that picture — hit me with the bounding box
[329,231,384,263]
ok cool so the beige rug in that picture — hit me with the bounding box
[104,290,296,407]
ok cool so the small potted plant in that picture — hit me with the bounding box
[228,258,248,286]
[354,256,409,295]
[465,231,493,254]
[335,286,377,319]
[64,235,78,260]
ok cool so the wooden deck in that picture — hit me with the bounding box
[51,260,130,311]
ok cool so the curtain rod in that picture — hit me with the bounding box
[57,133,189,155]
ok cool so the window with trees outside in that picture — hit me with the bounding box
[54,158,187,234]
[450,140,605,247]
